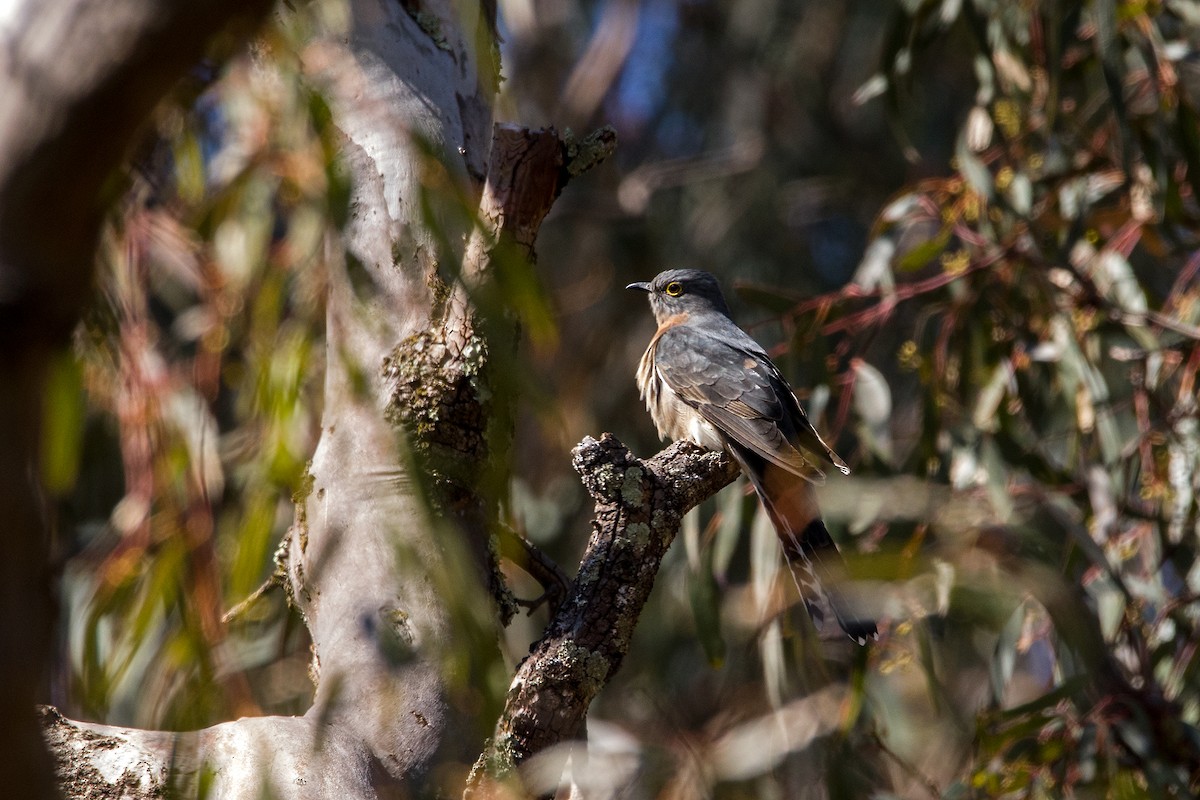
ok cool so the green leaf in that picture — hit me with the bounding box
[40,350,85,494]
[689,534,726,668]
[896,225,952,272]
[972,359,1012,433]
[174,129,206,206]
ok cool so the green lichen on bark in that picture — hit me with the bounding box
[425,261,452,322]
[591,463,622,501]
[468,731,519,788]
[382,328,490,505]
[413,10,450,50]
[563,126,618,178]
[284,462,314,611]
[397,0,451,51]
[624,522,651,549]
[291,460,315,529]
[610,606,638,652]
[381,319,519,625]
[620,466,645,505]
[377,606,417,665]
[574,552,601,588]
[485,527,517,626]
[574,644,612,693]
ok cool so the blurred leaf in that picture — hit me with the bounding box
[971,359,1011,433]
[852,73,889,106]
[486,238,559,350]
[688,531,725,668]
[41,350,86,494]
[711,478,745,580]
[955,134,992,199]
[227,490,278,600]
[1093,578,1125,642]
[852,358,894,462]
[760,618,788,709]
[852,236,897,292]
[174,129,206,206]
[682,508,700,572]
[750,504,779,616]
[1005,172,1031,216]
[896,225,951,272]
[990,601,1023,705]
[734,282,805,313]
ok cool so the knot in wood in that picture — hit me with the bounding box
[383,328,491,504]
[572,433,652,504]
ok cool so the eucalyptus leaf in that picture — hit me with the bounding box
[688,534,726,668]
[712,478,746,580]
[41,351,85,495]
[990,601,1024,705]
[897,226,951,272]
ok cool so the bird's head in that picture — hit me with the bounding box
[626,269,732,323]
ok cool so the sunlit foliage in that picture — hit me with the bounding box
[60,5,346,728]
[826,3,1200,796]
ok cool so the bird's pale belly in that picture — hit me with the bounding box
[636,347,725,451]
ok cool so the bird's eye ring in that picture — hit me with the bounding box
[664,281,683,297]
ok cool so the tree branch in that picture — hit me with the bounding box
[467,434,740,792]
[497,525,571,618]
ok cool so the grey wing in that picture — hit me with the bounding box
[763,360,851,476]
[653,324,827,482]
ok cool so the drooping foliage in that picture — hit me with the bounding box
[60,7,345,727]
[833,2,1200,795]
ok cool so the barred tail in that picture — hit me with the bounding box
[781,518,878,644]
[732,446,877,644]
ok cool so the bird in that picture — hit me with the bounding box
[627,268,876,644]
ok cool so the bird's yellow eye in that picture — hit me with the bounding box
[664,281,683,297]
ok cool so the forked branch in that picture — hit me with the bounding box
[468,434,740,794]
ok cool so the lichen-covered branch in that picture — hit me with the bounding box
[467,434,740,792]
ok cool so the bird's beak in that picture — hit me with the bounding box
[625,281,651,292]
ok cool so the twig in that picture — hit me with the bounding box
[497,524,572,618]
[868,730,943,799]
[220,572,282,625]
